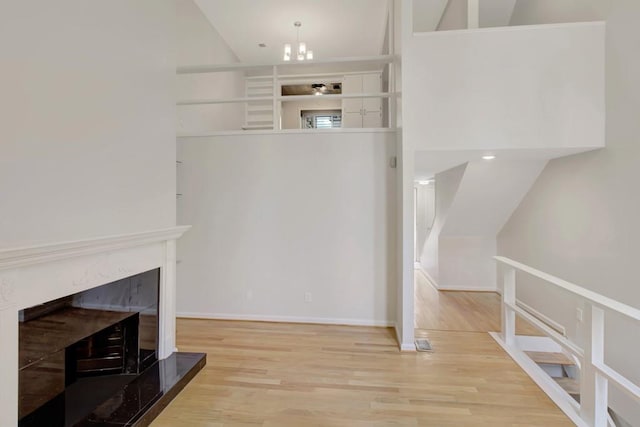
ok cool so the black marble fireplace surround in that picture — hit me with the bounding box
[18,269,205,427]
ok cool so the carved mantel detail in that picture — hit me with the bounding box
[71,255,134,290]
[0,277,16,306]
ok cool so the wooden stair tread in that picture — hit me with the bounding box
[554,377,580,395]
[525,351,575,366]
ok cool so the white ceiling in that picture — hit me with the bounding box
[194,0,389,63]
[413,147,600,181]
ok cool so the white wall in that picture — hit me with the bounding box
[437,0,468,31]
[176,131,397,326]
[176,0,244,133]
[421,160,546,291]
[441,160,547,237]
[412,0,448,32]
[498,1,640,423]
[510,0,612,26]
[0,0,176,249]
[438,236,496,290]
[479,0,517,28]
[403,22,605,153]
[397,0,415,349]
[414,184,435,263]
[420,164,466,284]
[281,99,342,130]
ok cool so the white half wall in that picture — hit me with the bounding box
[176,0,245,133]
[0,0,176,249]
[405,21,605,153]
[176,131,397,326]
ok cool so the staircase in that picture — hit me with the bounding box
[244,76,275,130]
[525,350,635,426]
[492,258,640,427]
[526,351,580,401]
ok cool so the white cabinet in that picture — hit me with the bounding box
[342,72,382,128]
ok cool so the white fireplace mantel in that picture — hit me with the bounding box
[0,226,190,426]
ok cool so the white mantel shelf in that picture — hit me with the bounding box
[0,226,191,271]
[0,226,191,426]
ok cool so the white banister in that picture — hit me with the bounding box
[176,55,396,74]
[494,257,640,322]
[494,257,640,427]
[502,265,516,346]
[177,92,394,106]
[272,65,278,131]
[506,301,584,358]
[581,304,608,426]
[177,54,396,133]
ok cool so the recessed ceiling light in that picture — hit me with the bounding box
[417,180,433,185]
[482,155,496,160]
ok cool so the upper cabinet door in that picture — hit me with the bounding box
[362,73,382,112]
[342,74,363,113]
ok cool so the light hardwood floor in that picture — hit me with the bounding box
[151,274,569,426]
[414,270,541,335]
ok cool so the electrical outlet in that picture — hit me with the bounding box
[576,308,583,322]
[304,292,312,303]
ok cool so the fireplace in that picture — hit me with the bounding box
[19,269,160,426]
[0,227,204,426]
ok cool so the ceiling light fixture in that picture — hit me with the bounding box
[284,21,313,62]
[311,83,326,96]
[482,155,496,160]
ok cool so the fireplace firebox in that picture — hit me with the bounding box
[17,269,204,427]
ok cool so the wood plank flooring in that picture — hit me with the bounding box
[414,270,541,335]
[152,316,570,425]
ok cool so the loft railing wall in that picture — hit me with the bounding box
[176,55,396,135]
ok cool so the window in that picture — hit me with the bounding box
[301,110,342,129]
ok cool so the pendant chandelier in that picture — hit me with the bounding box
[284,21,313,61]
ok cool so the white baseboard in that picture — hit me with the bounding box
[395,325,416,352]
[176,312,395,328]
[399,342,416,351]
[489,332,587,427]
[416,266,440,290]
[437,285,498,293]
[416,265,497,293]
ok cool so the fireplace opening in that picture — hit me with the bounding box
[19,269,159,427]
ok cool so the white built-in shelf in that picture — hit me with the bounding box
[178,93,393,106]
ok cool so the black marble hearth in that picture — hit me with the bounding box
[77,353,205,426]
[21,353,206,427]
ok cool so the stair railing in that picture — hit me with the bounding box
[495,256,640,427]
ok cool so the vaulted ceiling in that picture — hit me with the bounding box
[194,0,389,63]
